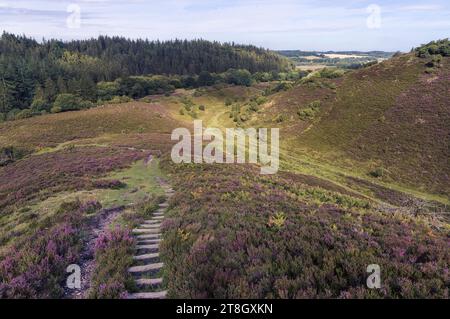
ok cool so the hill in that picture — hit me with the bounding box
[251,45,450,199]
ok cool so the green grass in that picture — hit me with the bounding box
[96,159,165,208]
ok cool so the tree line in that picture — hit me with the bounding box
[0,32,293,121]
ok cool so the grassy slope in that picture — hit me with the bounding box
[0,102,179,152]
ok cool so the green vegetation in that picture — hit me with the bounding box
[0,32,293,121]
[297,100,321,120]
[416,39,450,58]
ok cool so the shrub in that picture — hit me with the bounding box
[199,105,206,111]
[297,100,321,120]
[53,93,83,112]
[88,226,135,299]
[51,106,62,113]
[93,179,127,190]
[0,201,85,298]
[225,98,233,106]
[416,39,450,57]
[318,68,345,79]
[0,146,26,166]
[15,109,33,120]
[31,98,48,112]
[256,96,268,105]
[369,167,385,178]
[275,114,287,123]
[109,96,132,104]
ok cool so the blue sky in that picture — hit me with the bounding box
[0,0,449,51]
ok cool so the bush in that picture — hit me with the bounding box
[51,106,62,114]
[0,146,26,166]
[256,96,268,105]
[226,69,253,86]
[93,179,127,190]
[416,39,450,57]
[31,98,48,112]
[109,96,132,104]
[15,109,33,120]
[318,68,345,79]
[199,105,206,111]
[6,108,20,120]
[53,93,84,112]
[369,167,385,178]
[88,226,135,299]
[225,98,233,106]
[297,100,321,120]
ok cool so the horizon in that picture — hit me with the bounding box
[0,0,449,52]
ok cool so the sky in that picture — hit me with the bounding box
[0,0,449,51]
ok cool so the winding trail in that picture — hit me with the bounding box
[126,178,174,299]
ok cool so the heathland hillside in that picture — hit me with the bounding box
[0,40,448,299]
[251,46,450,198]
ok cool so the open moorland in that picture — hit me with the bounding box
[0,36,449,299]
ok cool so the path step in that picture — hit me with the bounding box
[136,244,159,250]
[136,278,163,286]
[128,262,164,273]
[141,224,161,229]
[133,253,159,261]
[133,228,160,234]
[153,216,164,220]
[128,291,167,299]
[138,239,161,244]
[144,220,160,224]
[159,203,169,208]
[136,234,160,240]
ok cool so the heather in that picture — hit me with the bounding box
[88,226,135,299]
[0,146,148,213]
[160,161,449,298]
[0,200,88,298]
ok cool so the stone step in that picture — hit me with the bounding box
[133,228,160,234]
[136,234,160,240]
[136,244,159,250]
[138,239,161,245]
[144,220,160,224]
[128,291,167,299]
[159,203,169,208]
[135,278,163,286]
[133,253,159,261]
[141,224,161,229]
[128,262,164,274]
[153,216,164,220]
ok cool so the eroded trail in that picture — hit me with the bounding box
[126,178,174,299]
